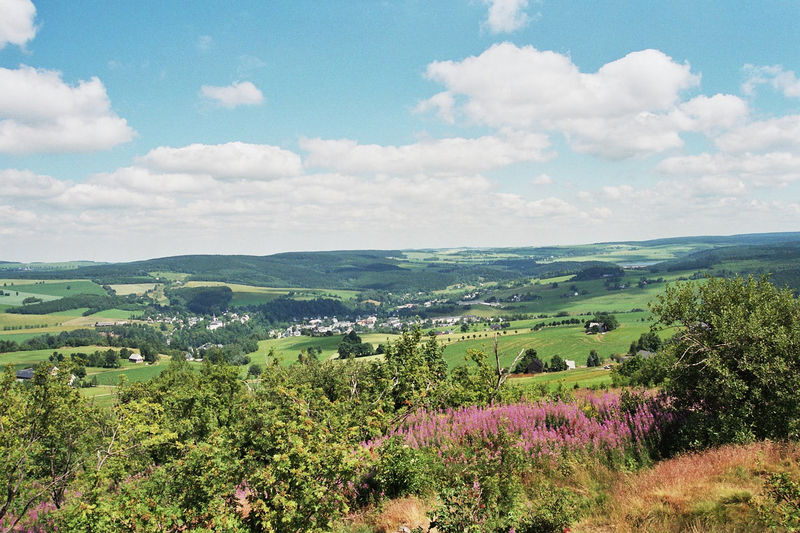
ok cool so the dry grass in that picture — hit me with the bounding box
[349,496,432,533]
[576,440,800,532]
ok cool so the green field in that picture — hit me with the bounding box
[508,367,613,391]
[183,281,360,304]
[0,311,65,329]
[4,280,108,297]
[244,312,656,371]
[89,309,139,319]
[89,363,167,386]
[249,335,346,366]
[0,345,130,368]
[0,346,173,405]
[0,290,63,308]
[442,312,655,368]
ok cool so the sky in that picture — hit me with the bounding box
[1,0,799,262]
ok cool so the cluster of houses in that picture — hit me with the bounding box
[142,311,251,333]
[271,316,372,338]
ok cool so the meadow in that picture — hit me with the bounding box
[183,280,361,306]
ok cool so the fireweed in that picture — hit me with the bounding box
[366,392,675,465]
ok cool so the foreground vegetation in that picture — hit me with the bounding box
[1,274,799,532]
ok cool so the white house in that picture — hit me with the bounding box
[564,359,576,370]
[129,353,144,364]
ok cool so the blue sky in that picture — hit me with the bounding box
[1,0,799,261]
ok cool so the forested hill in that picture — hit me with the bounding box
[650,240,800,289]
[613,231,800,247]
[3,231,800,291]
[0,251,613,291]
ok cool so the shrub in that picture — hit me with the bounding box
[652,276,800,445]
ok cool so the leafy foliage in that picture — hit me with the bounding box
[512,348,544,374]
[652,275,800,445]
[337,329,375,358]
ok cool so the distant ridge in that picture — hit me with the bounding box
[2,231,800,291]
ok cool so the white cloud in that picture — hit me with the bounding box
[601,185,635,200]
[677,94,749,132]
[714,115,800,153]
[88,166,218,194]
[657,151,800,186]
[138,142,303,180]
[0,0,36,50]
[483,0,532,34]
[590,207,612,219]
[300,132,552,175]
[413,91,456,123]
[532,173,553,185]
[51,183,176,209]
[419,44,702,158]
[743,64,800,98]
[0,168,68,197]
[0,65,135,154]
[0,204,37,231]
[200,81,263,108]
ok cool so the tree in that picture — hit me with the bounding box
[103,349,120,369]
[548,354,568,372]
[513,348,544,374]
[628,331,662,354]
[587,350,601,367]
[337,330,374,359]
[247,363,262,378]
[584,312,619,333]
[652,276,800,445]
[0,365,97,528]
[383,328,448,409]
[139,344,157,363]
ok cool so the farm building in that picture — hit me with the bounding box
[129,353,144,363]
[16,368,34,380]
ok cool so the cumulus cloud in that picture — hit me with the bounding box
[200,81,263,108]
[483,0,532,34]
[742,64,800,98]
[0,168,68,197]
[138,142,303,180]
[300,132,553,175]
[418,44,705,158]
[88,166,219,194]
[0,204,36,227]
[714,115,800,153]
[413,91,456,123]
[677,94,749,132]
[0,0,36,50]
[0,65,135,154]
[532,173,553,185]
[50,182,176,209]
[657,151,800,186]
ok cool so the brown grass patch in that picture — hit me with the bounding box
[351,496,432,533]
[576,440,800,533]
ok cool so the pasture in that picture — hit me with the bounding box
[183,281,360,306]
[508,367,613,391]
[109,283,159,296]
[441,312,655,368]
[5,280,108,297]
[0,345,133,369]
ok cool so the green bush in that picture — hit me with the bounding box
[653,276,800,446]
[371,437,437,499]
